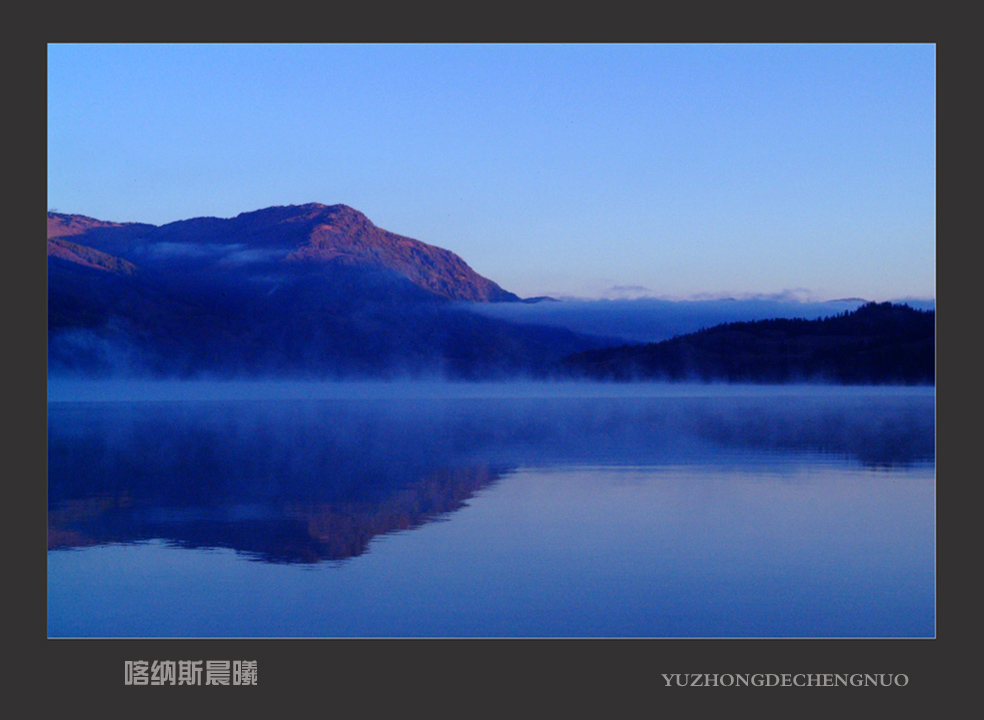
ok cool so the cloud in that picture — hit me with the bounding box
[603,285,655,300]
[140,242,286,265]
[144,241,230,259]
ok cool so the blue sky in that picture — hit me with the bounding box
[47,44,935,302]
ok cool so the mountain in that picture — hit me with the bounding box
[47,204,604,378]
[48,203,517,302]
[559,302,935,384]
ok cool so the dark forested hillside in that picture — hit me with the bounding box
[559,302,935,384]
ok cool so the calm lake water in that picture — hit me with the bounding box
[47,382,935,638]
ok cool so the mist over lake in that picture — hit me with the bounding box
[48,380,934,638]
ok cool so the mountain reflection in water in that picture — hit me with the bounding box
[48,388,934,565]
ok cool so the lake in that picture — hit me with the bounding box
[47,381,935,638]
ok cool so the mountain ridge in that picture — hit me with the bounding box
[47,203,518,303]
[48,204,608,378]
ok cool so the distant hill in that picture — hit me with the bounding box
[47,204,604,378]
[47,203,517,302]
[559,302,935,384]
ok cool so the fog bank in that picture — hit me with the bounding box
[465,297,935,344]
[47,377,936,404]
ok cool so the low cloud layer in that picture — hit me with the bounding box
[466,296,935,345]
